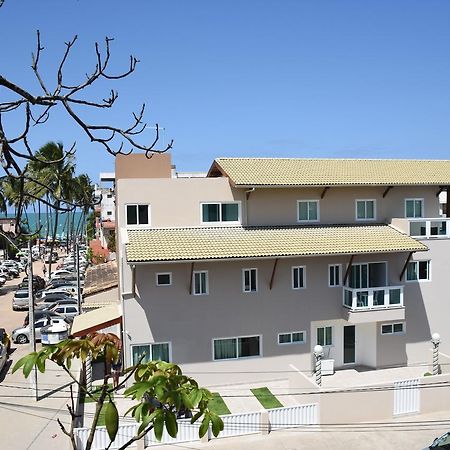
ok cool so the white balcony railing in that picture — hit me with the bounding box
[408,218,450,239]
[343,286,403,311]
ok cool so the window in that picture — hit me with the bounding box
[126,204,150,226]
[292,266,306,289]
[405,199,423,218]
[329,264,341,287]
[243,268,257,292]
[317,326,332,346]
[66,307,77,314]
[201,202,240,224]
[406,261,431,281]
[131,343,171,365]
[107,194,113,198]
[381,323,405,335]
[278,331,306,345]
[193,271,208,295]
[356,200,376,220]
[107,211,112,216]
[213,335,261,360]
[297,200,319,222]
[156,273,172,286]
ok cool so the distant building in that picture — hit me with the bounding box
[93,172,115,251]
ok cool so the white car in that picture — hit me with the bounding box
[0,342,8,373]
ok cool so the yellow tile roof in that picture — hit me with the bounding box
[126,225,427,263]
[208,158,450,187]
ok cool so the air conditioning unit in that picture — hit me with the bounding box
[322,359,335,376]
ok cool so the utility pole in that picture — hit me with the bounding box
[75,237,82,314]
[27,239,38,400]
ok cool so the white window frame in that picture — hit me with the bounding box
[316,326,333,347]
[405,198,424,218]
[355,199,376,221]
[130,342,172,365]
[380,322,406,335]
[156,272,172,286]
[212,334,263,361]
[200,201,241,225]
[405,260,431,282]
[192,270,209,295]
[328,264,342,287]
[278,331,306,345]
[297,200,320,223]
[242,268,258,293]
[291,266,306,290]
[125,204,151,227]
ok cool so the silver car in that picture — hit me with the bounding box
[12,316,70,344]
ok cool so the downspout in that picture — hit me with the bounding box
[245,187,255,226]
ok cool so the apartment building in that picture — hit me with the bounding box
[116,154,450,382]
[94,172,116,249]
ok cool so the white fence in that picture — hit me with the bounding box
[75,423,138,449]
[219,410,263,438]
[145,418,201,446]
[393,378,420,415]
[269,404,318,429]
[74,404,318,449]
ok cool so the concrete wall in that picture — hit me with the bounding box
[121,251,432,378]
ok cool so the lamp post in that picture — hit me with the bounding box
[314,344,324,387]
[27,239,38,400]
[431,332,441,376]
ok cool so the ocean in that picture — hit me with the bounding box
[1,211,86,239]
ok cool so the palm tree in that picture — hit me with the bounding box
[28,142,75,273]
[73,174,94,238]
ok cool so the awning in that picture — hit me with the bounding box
[71,304,122,337]
[126,224,428,263]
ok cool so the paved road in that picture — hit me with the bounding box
[0,257,78,450]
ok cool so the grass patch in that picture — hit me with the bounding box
[208,392,231,415]
[251,387,283,409]
[81,384,114,404]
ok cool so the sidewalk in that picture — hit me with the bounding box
[0,344,80,450]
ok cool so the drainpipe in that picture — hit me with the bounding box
[244,187,255,225]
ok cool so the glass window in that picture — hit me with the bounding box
[406,261,430,281]
[243,268,257,292]
[126,204,150,225]
[298,200,319,222]
[405,199,423,218]
[317,326,332,346]
[381,323,405,335]
[193,271,208,295]
[329,264,341,287]
[221,203,239,221]
[213,338,237,360]
[202,204,220,222]
[156,273,172,286]
[238,336,260,357]
[131,343,170,365]
[292,266,305,289]
[278,331,305,345]
[202,202,240,223]
[356,200,375,220]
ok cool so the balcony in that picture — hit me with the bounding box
[343,286,405,323]
[391,217,450,240]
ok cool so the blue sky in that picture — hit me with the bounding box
[1,1,450,182]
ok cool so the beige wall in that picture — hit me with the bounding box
[115,153,172,179]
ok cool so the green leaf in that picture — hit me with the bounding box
[23,354,38,378]
[104,401,119,442]
[190,410,203,424]
[210,413,224,437]
[189,388,203,408]
[154,413,165,441]
[133,403,144,421]
[199,415,210,438]
[36,355,46,373]
[12,354,33,374]
[181,392,193,410]
[164,411,178,438]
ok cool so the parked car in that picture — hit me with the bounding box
[425,431,450,449]
[0,328,11,353]
[22,275,46,290]
[23,310,61,326]
[48,303,80,319]
[43,285,78,296]
[35,290,73,302]
[36,298,78,311]
[0,265,19,278]
[44,252,59,263]
[0,342,8,373]
[12,316,70,344]
[12,289,36,311]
